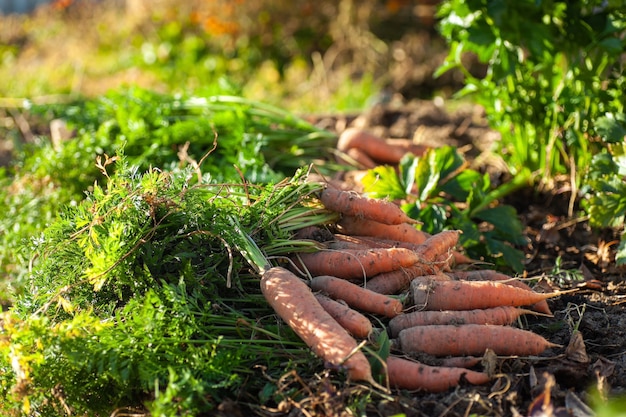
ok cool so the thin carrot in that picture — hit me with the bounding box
[314,293,373,339]
[450,270,552,315]
[364,268,445,295]
[411,277,561,311]
[388,306,542,337]
[294,247,422,280]
[337,215,429,245]
[362,231,462,295]
[385,356,491,392]
[395,324,560,357]
[260,266,373,382]
[320,186,417,225]
[311,275,403,318]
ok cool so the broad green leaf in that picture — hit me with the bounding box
[418,204,448,235]
[361,165,407,201]
[484,237,525,273]
[474,205,525,245]
[595,113,626,143]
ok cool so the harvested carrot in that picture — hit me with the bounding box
[450,270,552,315]
[388,306,540,337]
[337,128,428,165]
[293,225,334,242]
[344,147,378,169]
[364,268,444,295]
[411,277,560,311]
[320,186,417,225]
[440,356,483,369]
[385,356,491,392]
[260,266,373,382]
[363,231,462,295]
[294,247,422,280]
[314,293,373,339]
[396,324,559,357]
[337,215,429,245]
[311,275,403,318]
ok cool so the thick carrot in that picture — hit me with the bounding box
[294,247,422,280]
[396,324,559,356]
[337,216,429,245]
[260,267,373,382]
[385,356,491,392]
[311,275,403,318]
[388,306,539,337]
[314,293,373,339]
[411,277,560,311]
[337,128,408,164]
[450,270,552,315]
[320,186,417,225]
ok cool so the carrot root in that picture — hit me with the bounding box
[396,324,560,357]
[385,356,491,392]
[311,275,403,318]
[260,267,373,382]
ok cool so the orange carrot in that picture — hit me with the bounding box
[385,356,491,392]
[311,275,403,318]
[396,324,560,356]
[364,268,447,295]
[449,270,552,315]
[362,231,462,295]
[293,225,334,242]
[440,356,483,369]
[337,215,429,245]
[388,306,540,337]
[314,293,373,339]
[294,247,422,280]
[411,277,560,311]
[320,186,417,225]
[260,266,373,382]
[337,128,428,165]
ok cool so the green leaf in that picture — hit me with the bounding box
[616,233,626,266]
[595,113,626,143]
[474,205,525,245]
[484,237,525,273]
[361,165,407,201]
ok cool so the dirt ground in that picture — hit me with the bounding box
[302,100,626,417]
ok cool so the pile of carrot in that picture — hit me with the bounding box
[258,136,563,393]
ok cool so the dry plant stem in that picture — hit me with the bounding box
[396,324,560,356]
[411,277,561,311]
[388,306,540,337]
[385,356,491,392]
[260,266,374,383]
[314,293,373,339]
[319,186,417,225]
[311,275,403,318]
[294,247,423,280]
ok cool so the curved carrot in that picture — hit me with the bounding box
[314,293,373,339]
[364,268,444,295]
[450,270,552,315]
[337,216,429,245]
[311,275,403,318]
[260,267,373,382]
[388,306,539,337]
[385,356,491,392]
[294,247,422,280]
[411,277,560,311]
[396,324,560,357]
[320,186,417,225]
